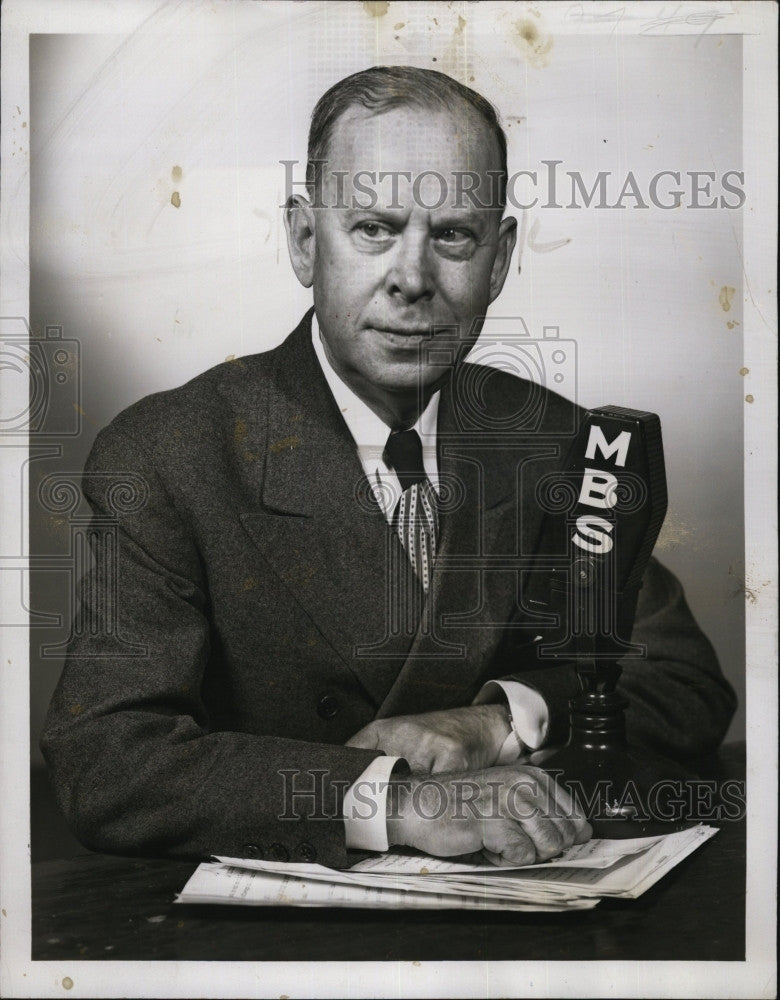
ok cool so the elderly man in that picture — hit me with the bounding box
[42,66,735,870]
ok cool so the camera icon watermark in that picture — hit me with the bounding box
[417,316,578,437]
[0,317,81,437]
[461,317,578,433]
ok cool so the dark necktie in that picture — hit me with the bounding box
[383,429,439,594]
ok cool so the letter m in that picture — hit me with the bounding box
[568,171,609,208]
[584,425,631,467]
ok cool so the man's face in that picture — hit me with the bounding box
[303,103,516,412]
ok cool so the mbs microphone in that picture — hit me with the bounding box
[526,405,695,837]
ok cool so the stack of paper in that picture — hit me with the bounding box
[176,825,717,912]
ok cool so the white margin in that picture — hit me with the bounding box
[1,1,777,998]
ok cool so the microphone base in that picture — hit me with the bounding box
[529,692,698,839]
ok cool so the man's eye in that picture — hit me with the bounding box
[355,222,392,239]
[436,228,472,244]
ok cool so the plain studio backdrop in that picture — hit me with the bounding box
[24,1,745,769]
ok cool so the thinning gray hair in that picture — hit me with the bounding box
[306,65,508,208]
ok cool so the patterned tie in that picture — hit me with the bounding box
[383,428,439,594]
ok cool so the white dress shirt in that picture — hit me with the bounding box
[310,316,549,852]
[310,315,441,516]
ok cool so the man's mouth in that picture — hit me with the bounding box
[372,326,435,339]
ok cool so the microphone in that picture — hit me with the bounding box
[526,406,691,838]
[525,405,668,684]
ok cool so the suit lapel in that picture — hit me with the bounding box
[375,368,535,717]
[222,312,420,706]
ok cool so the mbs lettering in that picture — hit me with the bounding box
[572,425,632,555]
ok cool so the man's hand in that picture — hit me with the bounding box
[386,764,591,867]
[345,705,513,773]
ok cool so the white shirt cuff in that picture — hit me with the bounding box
[473,679,549,754]
[343,755,404,852]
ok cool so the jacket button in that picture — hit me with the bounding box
[268,842,289,862]
[242,843,262,858]
[317,694,339,720]
[296,841,316,863]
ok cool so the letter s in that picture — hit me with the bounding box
[720,171,746,209]
[572,515,614,553]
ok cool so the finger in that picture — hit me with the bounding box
[398,736,441,773]
[514,809,568,862]
[496,773,571,860]
[574,819,593,844]
[545,813,579,850]
[548,811,592,849]
[543,772,592,841]
[482,823,537,868]
[530,775,592,848]
[345,724,378,750]
[431,749,470,774]
[531,779,583,849]
[522,766,591,840]
[404,752,438,773]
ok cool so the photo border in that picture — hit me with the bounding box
[1,1,776,997]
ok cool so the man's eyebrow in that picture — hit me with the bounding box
[341,207,405,222]
[430,209,494,231]
[341,207,493,230]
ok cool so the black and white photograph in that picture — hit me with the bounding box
[0,1,776,997]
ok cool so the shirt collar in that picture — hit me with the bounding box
[310,313,440,516]
[310,313,440,453]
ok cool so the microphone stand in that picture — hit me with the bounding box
[527,407,695,838]
[530,576,694,838]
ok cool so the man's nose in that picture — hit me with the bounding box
[385,231,434,303]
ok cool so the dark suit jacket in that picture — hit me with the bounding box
[42,311,736,868]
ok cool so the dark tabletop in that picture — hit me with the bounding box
[32,743,745,962]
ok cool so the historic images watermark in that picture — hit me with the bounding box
[0,317,81,438]
[1,316,150,658]
[277,769,747,824]
[281,161,745,211]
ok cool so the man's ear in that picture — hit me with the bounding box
[283,195,316,288]
[488,215,518,304]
